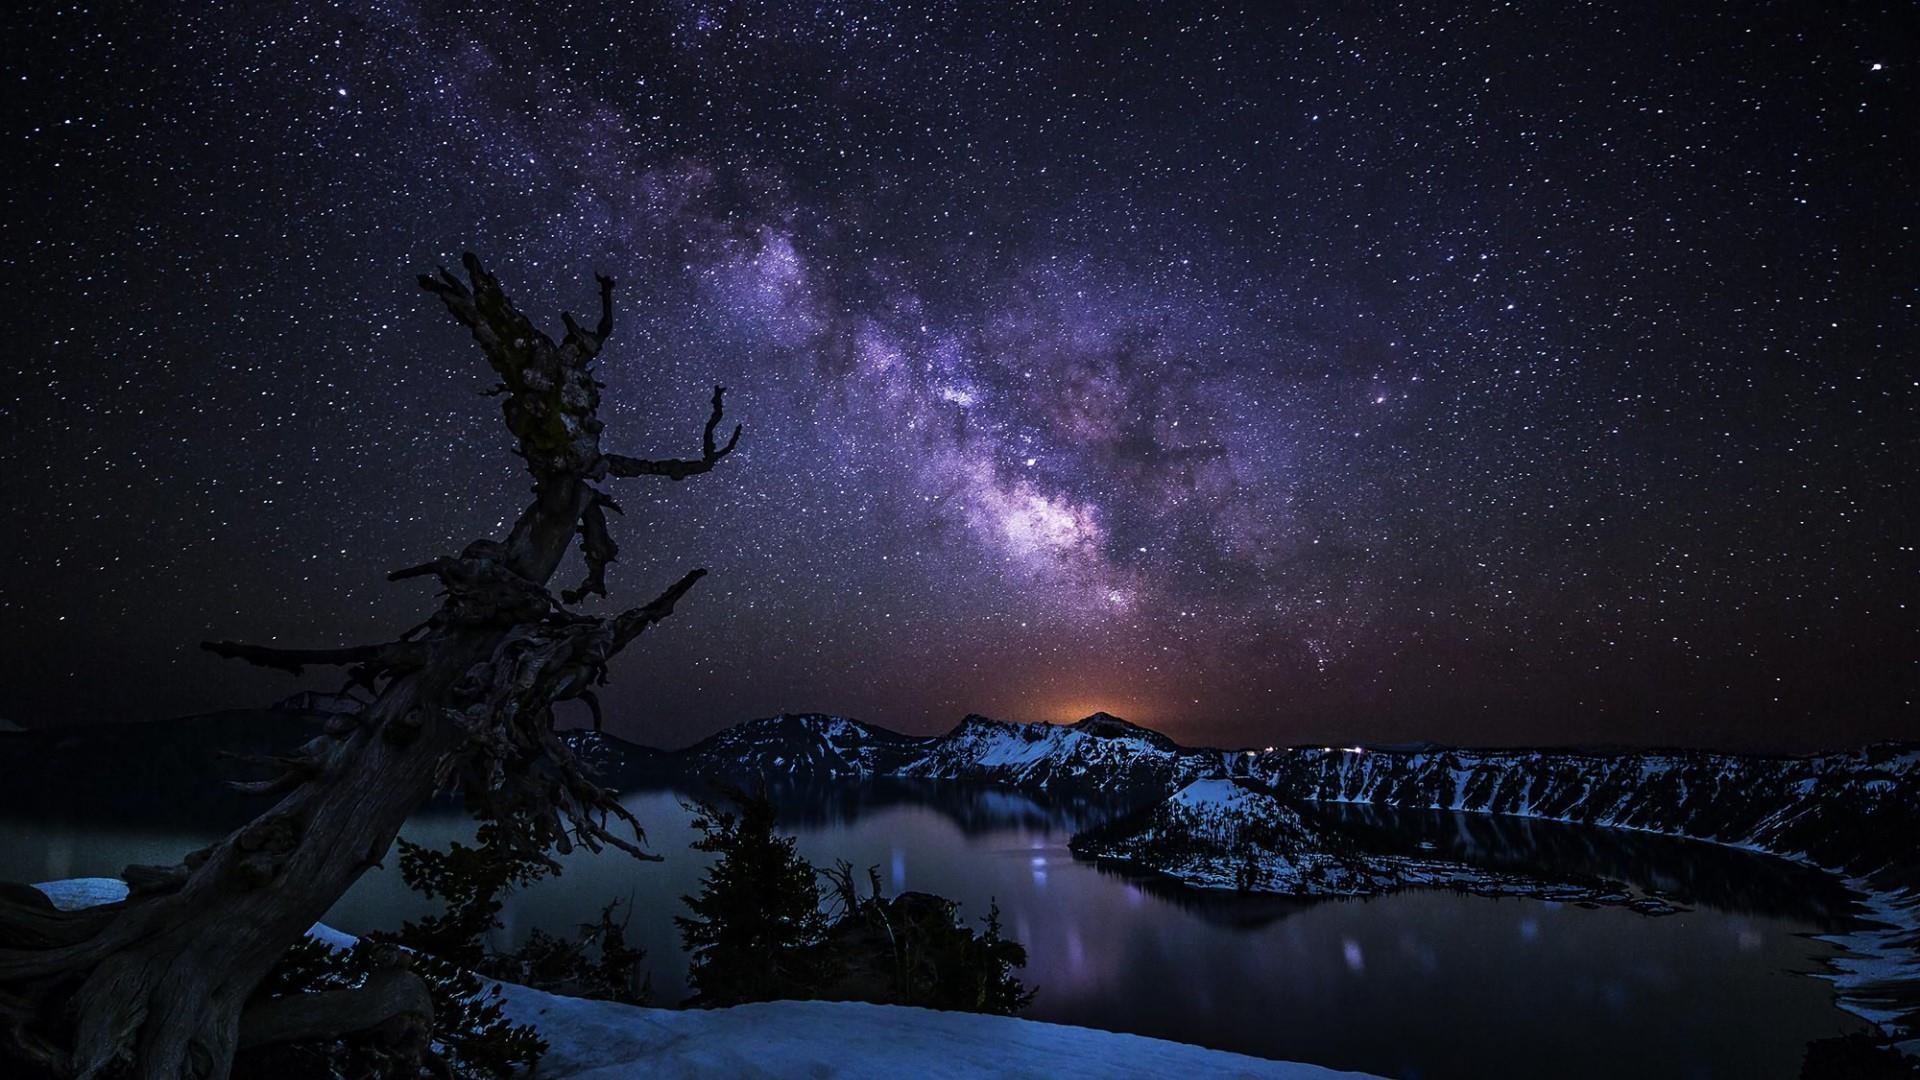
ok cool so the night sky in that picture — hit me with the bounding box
[2,3,1913,751]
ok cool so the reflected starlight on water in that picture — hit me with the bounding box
[1342,938,1367,975]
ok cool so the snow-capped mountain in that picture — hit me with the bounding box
[673,713,918,779]
[570,710,1234,798]
[893,713,1229,795]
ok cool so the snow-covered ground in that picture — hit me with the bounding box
[31,878,1379,1079]
[1814,879,1920,1043]
[501,986,1374,1079]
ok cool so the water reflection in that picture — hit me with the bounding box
[1311,802,1859,928]
[671,775,1146,836]
[0,781,1874,1080]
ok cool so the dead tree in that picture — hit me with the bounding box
[0,254,741,1078]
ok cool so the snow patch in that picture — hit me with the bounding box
[499,985,1377,1079]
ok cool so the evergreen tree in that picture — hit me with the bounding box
[816,862,1034,1015]
[379,827,551,968]
[674,788,829,1006]
[674,795,1036,1014]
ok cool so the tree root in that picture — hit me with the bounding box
[238,966,432,1053]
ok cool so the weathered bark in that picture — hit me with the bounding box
[0,254,741,1079]
[237,965,432,1052]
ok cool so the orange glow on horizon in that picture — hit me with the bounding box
[1038,697,1174,731]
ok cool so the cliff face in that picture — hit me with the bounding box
[1243,743,1920,881]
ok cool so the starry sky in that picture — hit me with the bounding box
[2,2,1913,751]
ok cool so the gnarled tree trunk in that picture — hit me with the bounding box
[0,255,741,1079]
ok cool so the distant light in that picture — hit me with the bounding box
[1871,62,1884,71]
[336,87,348,97]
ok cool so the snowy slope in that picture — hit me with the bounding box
[892,713,1229,796]
[1071,778,1386,894]
[501,987,1376,1079]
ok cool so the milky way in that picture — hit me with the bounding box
[2,3,1913,749]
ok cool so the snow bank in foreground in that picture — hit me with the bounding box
[32,879,1378,1079]
[497,983,1375,1079]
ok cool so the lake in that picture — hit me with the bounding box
[0,782,1873,1079]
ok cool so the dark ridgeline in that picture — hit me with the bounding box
[0,258,742,1078]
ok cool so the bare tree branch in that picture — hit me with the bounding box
[603,386,742,481]
[559,273,616,365]
[560,493,621,606]
[200,641,400,677]
[611,567,708,650]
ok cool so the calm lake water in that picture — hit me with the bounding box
[0,783,1873,1079]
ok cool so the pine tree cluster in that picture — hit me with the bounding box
[675,787,1035,1014]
